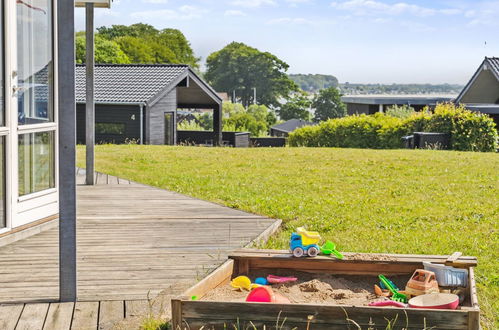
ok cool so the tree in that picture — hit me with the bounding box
[223,113,268,137]
[94,24,200,68]
[76,33,130,64]
[205,42,298,108]
[115,36,155,63]
[278,92,312,121]
[289,74,339,93]
[222,102,246,118]
[312,87,347,122]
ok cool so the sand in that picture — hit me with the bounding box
[202,271,409,306]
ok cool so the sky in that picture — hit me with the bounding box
[75,0,499,84]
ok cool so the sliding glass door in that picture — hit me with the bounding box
[14,0,57,226]
[0,0,57,232]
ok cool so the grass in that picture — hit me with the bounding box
[77,145,498,329]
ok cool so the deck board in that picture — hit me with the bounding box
[0,170,281,329]
[15,303,50,330]
[43,302,75,330]
[0,304,24,329]
[71,302,99,330]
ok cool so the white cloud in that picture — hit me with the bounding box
[330,0,460,17]
[463,1,499,27]
[286,0,311,8]
[142,0,168,3]
[224,10,247,16]
[230,0,277,8]
[131,5,207,20]
[267,17,313,25]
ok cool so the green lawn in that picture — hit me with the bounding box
[77,145,498,328]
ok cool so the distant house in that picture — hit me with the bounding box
[455,57,499,126]
[270,119,315,137]
[341,95,455,115]
[76,64,222,145]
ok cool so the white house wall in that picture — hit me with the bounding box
[460,69,499,104]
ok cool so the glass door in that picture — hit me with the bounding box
[164,112,174,145]
[11,0,58,227]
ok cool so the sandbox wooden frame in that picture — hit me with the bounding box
[172,249,480,330]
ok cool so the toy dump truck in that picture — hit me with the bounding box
[290,227,321,257]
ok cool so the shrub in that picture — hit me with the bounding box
[385,104,416,119]
[289,103,498,152]
[290,113,409,149]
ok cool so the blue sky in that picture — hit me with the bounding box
[75,0,499,84]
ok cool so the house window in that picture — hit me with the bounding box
[16,0,56,202]
[17,0,53,125]
[18,131,55,196]
[96,123,126,135]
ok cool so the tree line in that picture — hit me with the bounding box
[76,24,350,131]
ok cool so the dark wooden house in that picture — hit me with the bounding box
[75,64,222,145]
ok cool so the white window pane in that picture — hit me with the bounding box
[18,131,55,196]
[17,0,53,125]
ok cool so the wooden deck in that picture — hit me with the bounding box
[0,170,280,329]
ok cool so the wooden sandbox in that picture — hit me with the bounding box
[172,249,479,329]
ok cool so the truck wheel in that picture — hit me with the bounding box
[307,246,319,257]
[292,247,304,258]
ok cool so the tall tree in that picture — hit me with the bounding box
[278,92,312,121]
[91,24,199,68]
[205,42,298,107]
[76,33,130,64]
[312,87,347,122]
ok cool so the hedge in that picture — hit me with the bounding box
[289,103,498,152]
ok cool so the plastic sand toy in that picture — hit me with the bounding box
[254,277,268,285]
[320,241,344,259]
[266,275,298,284]
[405,269,439,297]
[296,227,321,246]
[290,227,321,258]
[246,286,291,304]
[231,276,252,291]
[379,275,408,303]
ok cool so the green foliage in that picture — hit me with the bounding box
[223,113,268,137]
[77,24,199,68]
[76,34,130,64]
[430,103,498,152]
[223,102,246,118]
[312,87,347,122]
[220,103,273,137]
[290,103,498,152]
[205,42,298,107]
[77,146,499,328]
[289,74,339,92]
[115,36,155,63]
[198,112,214,131]
[140,317,169,330]
[385,105,416,119]
[177,120,205,131]
[278,92,312,121]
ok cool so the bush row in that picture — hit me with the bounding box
[288,104,498,152]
